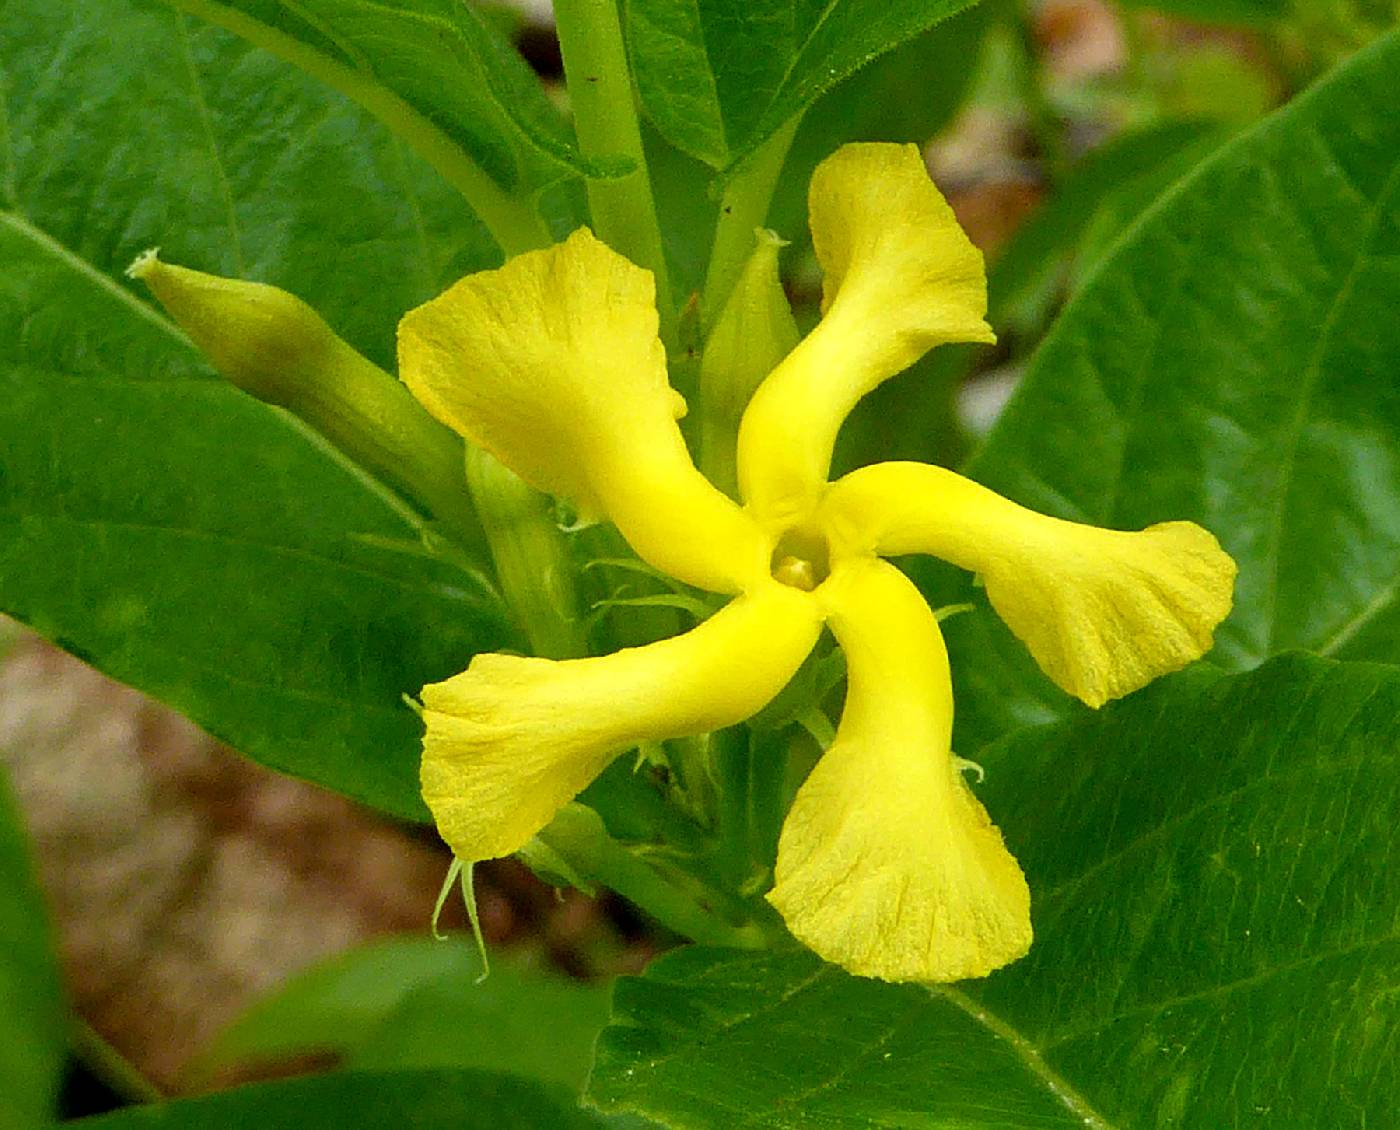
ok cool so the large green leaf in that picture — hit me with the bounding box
[76,1068,609,1128]
[590,654,1400,1126]
[922,27,1400,749]
[166,0,594,228]
[196,935,612,1094]
[0,767,66,1130]
[626,0,984,170]
[3,1,501,367]
[0,0,512,818]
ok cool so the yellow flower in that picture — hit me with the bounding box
[397,143,1237,983]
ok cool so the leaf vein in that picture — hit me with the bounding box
[0,210,186,344]
[1262,159,1400,654]
[1037,745,1388,914]
[1040,927,1400,1054]
[731,998,927,1127]
[931,985,1117,1129]
[9,509,468,596]
[175,13,247,274]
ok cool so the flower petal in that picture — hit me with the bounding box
[421,583,823,864]
[767,559,1031,983]
[399,228,767,593]
[737,144,994,528]
[821,462,1238,707]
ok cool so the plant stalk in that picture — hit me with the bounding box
[553,0,676,346]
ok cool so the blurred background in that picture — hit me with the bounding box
[3,0,1395,1116]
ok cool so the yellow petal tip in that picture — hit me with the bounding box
[809,142,993,357]
[769,741,1032,984]
[420,652,622,865]
[987,518,1237,708]
[397,227,670,516]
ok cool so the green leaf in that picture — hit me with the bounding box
[590,654,1400,1127]
[0,767,66,1130]
[767,2,995,243]
[166,0,592,245]
[989,119,1231,341]
[1,1,513,818]
[626,0,985,170]
[197,936,612,1094]
[2,1,501,368]
[927,27,1400,749]
[77,1068,610,1128]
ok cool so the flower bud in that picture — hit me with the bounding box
[697,230,800,497]
[128,252,483,550]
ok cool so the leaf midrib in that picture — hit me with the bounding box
[933,985,1116,1130]
[0,209,187,343]
[6,506,461,595]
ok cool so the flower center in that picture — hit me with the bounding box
[770,526,831,592]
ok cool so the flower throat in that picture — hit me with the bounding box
[770,526,831,592]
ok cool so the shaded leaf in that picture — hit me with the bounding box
[989,119,1231,340]
[197,936,611,1094]
[78,1068,609,1128]
[168,0,597,204]
[767,2,995,245]
[590,654,1400,1127]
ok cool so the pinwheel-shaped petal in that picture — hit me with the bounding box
[769,560,1031,981]
[421,585,821,863]
[820,462,1237,707]
[400,228,767,594]
[397,142,1236,984]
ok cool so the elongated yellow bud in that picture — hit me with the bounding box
[697,229,799,498]
[128,251,483,551]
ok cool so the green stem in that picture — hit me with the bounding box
[709,728,748,884]
[700,115,802,329]
[168,0,551,257]
[72,1018,164,1105]
[535,806,767,948]
[553,0,675,345]
[745,726,791,873]
[464,446,585,659]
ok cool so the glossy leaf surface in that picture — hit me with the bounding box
[591,655,1400,1127]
